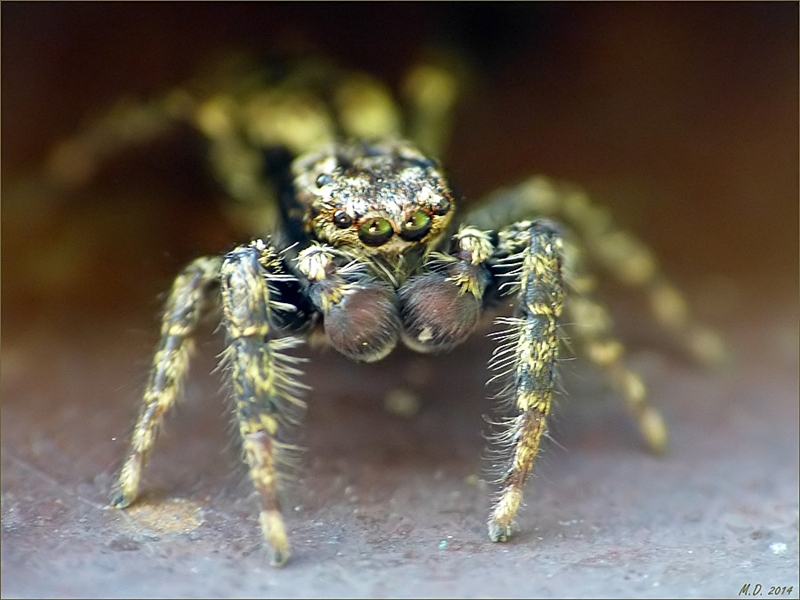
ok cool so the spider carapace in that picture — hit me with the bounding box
[44,56,722,566]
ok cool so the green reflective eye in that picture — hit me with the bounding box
[358,217,394,246]
[400,210,432,241]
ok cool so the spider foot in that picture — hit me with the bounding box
[488,484,523,543]
[109,491,133,509]
[110,451,144,509]
[488,521,514,543]
[260,510,291,567]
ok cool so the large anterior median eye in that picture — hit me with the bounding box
[400,210,432,241]
[358,217,394,246]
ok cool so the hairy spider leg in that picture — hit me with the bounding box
[193,61,408,236]
[561,240,668,452]
[111,255,222,509]
[468,179,669,452]
[41,91,196,191]
[486,221,565,543]
[34,58,408,231]
[465,176,726,367]
[401,56,464,158]
[220,241,307,567]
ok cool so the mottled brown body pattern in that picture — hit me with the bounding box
[44,56,722,565]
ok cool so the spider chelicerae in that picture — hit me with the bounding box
[42,56,723,566]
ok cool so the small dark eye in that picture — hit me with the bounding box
[358,217,394,246]
[316,173,332,188]
[431,196,451,216]
[400,210,432,241]
[333,210,353,228]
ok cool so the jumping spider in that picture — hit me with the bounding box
[41,56,723,565]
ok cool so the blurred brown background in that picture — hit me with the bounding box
[2,4,797,598]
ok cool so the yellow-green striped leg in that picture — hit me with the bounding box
[466,176,726,367]
[219,240,306,566]
[111,255,222,509]
[487,220,565,543]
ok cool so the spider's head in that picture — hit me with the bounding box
[292,140,455,259]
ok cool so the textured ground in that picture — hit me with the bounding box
[2,4,797,598]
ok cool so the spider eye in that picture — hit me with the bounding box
[431,196,451,216]
[332,210,353,228]
[358,217,394,246]
[316,173,332,188]
[400,210,432,241]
